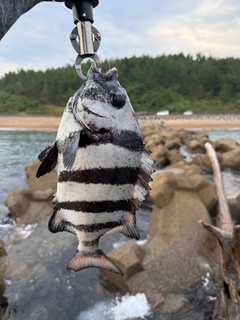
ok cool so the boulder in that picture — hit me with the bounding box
[188,140,205,154]
[5,160,56,224]
[218,146,240,169]
[102,170,218,304]
[213,138,238,153]
[101,241,164,308]
[165,138,181,150]
[151,145,169,167]
[171,161,202,176]
[5,187,31,218]
[149,171,217,215]
[5,187,53,224]
[0,241,7,258]
[101,241,145,292]
[149,172,174,209]
[180,130,194,145]
[144,134,163,151]
[191,154,213,172]
[194,130,209,142]
[226,190,240,223]
[168,150,185,165]
[140,125,158,139]
[25,160,57,192]
[161,128,182,141]
[144,190,218,292]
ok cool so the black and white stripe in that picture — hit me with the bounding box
[58,167,139,184]
[59,199,132,213]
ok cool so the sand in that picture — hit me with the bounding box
[0,115,240,131]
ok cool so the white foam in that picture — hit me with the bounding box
[202,272,210,288]
[136,236,149,246]
[15,223,37,239]
[77,293,151,320]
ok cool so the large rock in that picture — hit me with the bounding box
[214,138,238,153]
[165,137,181,150]
[171,161,202,176]
[226,190,240,223]
[218,146,240,169]
[151,145,169,167]
[101,170,218,307]
[0,241,7,302]
[188,140,205,154]
[148,172,174,209]
[144,134,163,152]
[144,190,218,292]
[101,241,164,308]
[5,160,56,224]
[25,160,57,191]
[191,154,213,172]
[5,187,31,218]
[168,149,185,165]
[149,171,217,214]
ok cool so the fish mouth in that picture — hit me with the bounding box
[82,104,107,118]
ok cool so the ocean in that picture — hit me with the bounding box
[0,128,239,319]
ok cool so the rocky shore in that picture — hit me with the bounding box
[2,123,240,317]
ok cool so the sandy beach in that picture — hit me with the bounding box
[0,115,240,131]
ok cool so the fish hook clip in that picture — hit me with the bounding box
[66,0,101,80]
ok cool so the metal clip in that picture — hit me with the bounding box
[70,23,101,80]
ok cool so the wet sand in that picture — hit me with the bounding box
[0,115,240,131]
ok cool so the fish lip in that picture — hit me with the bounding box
[82,103,107,118]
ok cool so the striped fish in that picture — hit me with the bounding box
[36,64,154,275]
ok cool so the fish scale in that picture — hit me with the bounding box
[36,64,154,275]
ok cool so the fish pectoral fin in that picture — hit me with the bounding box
[105,212,140,240]
[36,142,58,178]
[67,249,123,275]
[63,131,81,170]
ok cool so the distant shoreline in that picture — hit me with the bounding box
[0,115,240,131]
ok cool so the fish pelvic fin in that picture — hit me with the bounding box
[36,142,58,178]
[48,208,76,235]
[105,211,140,240]
[67,249,123,275]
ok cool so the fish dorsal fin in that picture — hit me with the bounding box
[87,64,118,82]
[132,149,154,211]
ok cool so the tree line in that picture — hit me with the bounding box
[1,53,240,114]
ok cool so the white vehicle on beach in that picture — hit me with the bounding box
[183,110,193,115]
[156,110,169,116]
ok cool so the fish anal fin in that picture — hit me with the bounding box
[67,249,123,275]
[48,208,76,235]
[105,212,140,240]
[63,131,80,170]
[36,142,58,178]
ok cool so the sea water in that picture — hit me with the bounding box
[0,128,239,320]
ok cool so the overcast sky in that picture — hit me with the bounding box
[0,0,240,77]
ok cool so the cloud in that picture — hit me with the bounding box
[1,0,240,76]
[145,0,240,58]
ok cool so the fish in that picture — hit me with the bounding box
[36,64,154,275]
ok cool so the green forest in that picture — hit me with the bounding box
[1,53,240,115]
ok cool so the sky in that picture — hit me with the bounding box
[1,0,240,77]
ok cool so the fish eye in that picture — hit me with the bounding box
[110,93,125,109]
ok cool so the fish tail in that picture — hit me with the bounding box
[67,249,123,275]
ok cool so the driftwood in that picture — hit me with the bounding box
[200,142,240,319]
